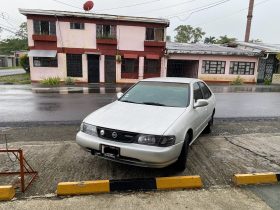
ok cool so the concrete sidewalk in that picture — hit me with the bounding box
[0,188,271,210]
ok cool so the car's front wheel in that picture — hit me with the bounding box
[173,133,190,171]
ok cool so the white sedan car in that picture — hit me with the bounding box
[76,77,216,170]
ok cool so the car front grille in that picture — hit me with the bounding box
[97,127,138,143]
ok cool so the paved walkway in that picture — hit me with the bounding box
[0,188,271,210]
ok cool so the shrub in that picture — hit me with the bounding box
[230,76,244,85]
[65,77,75,85]
[40,77,61,86]
[264,78,272,85]
[19,54,30,73]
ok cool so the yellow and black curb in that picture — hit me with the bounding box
[233,172,280,186]
[57,175,202,196]
[0,185,15,201]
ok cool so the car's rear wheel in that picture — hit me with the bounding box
[173,133,190,171]
[204,111,215,134]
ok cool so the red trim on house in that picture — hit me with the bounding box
[121,72,139,79]
[144,41,166,47]
[96,38,117,45]
[146,54,160,60]
[143,73,161,79]
[32,34,57,42]
[29,46,165,57]
[27,15,169,28]
[124,54,138,59]
[31,41,57,50]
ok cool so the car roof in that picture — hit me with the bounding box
[141,77,200,84]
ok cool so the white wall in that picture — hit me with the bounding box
[57,22,96,49]
[27,19,34,47]
[118,25,145,51]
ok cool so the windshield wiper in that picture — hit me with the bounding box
[142,102,166,106]
[121,100,138,104]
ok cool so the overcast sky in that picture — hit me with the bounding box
[0,0,278,43]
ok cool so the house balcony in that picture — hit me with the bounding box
[32,34,57,42]
[144,41,166,47]
[96,36,117,45]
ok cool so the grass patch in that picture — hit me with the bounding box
[0,66,22,70]
[0,73,30,84]
[40,77,61,86]
[230,76,244,85]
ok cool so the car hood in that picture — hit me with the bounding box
[84,101,186,135]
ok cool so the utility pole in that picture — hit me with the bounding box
[244,0,255,42]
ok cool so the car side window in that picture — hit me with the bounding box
[193,83,203,102]
[199,82,212,99]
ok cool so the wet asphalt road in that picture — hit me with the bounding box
[0,91,279,123]
[0,68,25,77]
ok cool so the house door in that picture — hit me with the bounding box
[88,54,100,83]
[105,56,116,83]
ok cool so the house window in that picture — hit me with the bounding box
[230,61,255,75]
[33,57,58,67]
[144,59,161,78]
[66,54,83,77]
[146,28,164,41]
[70,22,85,30]
[202,60,226,74]
[121,58,139,79]
[96,25,116,39]
[33,20,56,35]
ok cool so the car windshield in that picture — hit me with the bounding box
[119,81,190,108]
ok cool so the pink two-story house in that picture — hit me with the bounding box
[19,9,169,83]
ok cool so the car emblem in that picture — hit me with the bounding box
[112,131,118,139]
[100,130,105,136]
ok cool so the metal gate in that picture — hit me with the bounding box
[105,56,116,83]
[257,55,276,83]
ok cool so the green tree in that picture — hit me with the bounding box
[216,35,237,44]
[19,54,30,72]
[0,22,28,55]
[174,25,205,43]
[204,36,217,44]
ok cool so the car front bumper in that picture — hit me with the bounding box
[76,131,183,168]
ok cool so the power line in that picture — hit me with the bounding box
[167,0,231,20]
[52,0,83,10]
[95,0,161,12]
[193,0,272,27]
[0,24,17,35]
[134,0,198,15]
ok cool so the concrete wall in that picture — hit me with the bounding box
[29,53,66,81]
[57,22,96,49]
[29,53,88,82]
[118,26,145,51]
[167,54,259,83]
[27,19,34,47]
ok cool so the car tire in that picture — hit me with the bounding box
[204,112,214,134]
[173,133,190,171]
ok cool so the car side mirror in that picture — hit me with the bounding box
[116,92,123,99]
[194,99,208,108]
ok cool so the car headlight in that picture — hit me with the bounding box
[136,134,176,147]
[80,122,97,136]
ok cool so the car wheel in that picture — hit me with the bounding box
[204,112,214,134]
[173,133,190,171]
